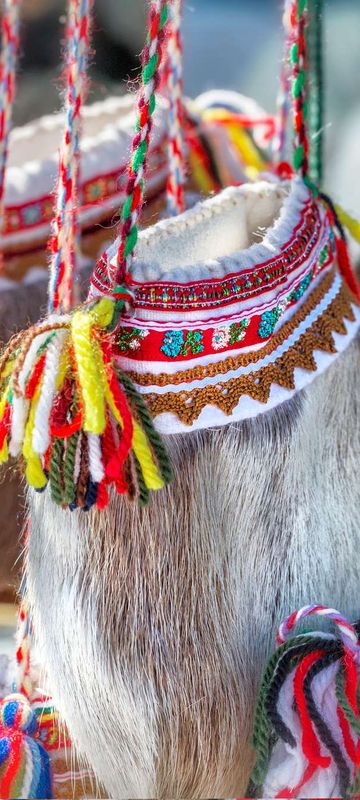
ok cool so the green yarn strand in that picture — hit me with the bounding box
[63,432,79,505]
[249,634,331,791]
[143,52,159,84]
[49,438,65,506]
[336,664,360,738]
[297,0,307,19]
[133,452,150,506]
[293,67,305,99]
[123,227,138,258]
[117,368,173,485]
[308,0,324,185]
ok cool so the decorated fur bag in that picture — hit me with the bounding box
[0,0,360,798]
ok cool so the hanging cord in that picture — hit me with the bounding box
[307,0,324,186]
[113,0,169,287]
[0,0,21,273]
[164,0,185,215]
[289,0,310,180]
[273,0,293,166]
[0,520,54,799]
[48,0,92,314]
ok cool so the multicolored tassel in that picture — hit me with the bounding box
[0,693,52,798]
[0,293,172,510]
[249,605,360,799]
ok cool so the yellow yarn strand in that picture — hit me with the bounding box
[226,123,266,172]
[132,422,164,491]
[335,204,360,245]
[188,150,217,194]
[22,384,47,489]
[0,383,11,464]
[55,339,71,391]
[72,314,105,434]
[0,438,8,464]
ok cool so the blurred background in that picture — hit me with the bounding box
[0,0,359,632]
[12,0,360,209]
[14,1,360,165]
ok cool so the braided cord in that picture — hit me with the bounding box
[273,0,293,165]
[113,0,169,287]
[165,0,185,215]
[48,0,92,314]
[0,0,20,271]
[15,520,33,700]
[290,0,310,179]
[308,0,324,185]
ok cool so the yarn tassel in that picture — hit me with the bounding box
[0,293,172,510]
[248,605,360,799]
[0,693,52,799]
[0,584,53,799]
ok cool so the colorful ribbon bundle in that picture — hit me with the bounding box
[0,0,173,512]
[0,292,172,510]
[249,606,360,798]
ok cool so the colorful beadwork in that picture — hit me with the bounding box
[93,197,328,311]
[117,326,149,352]
[258,306,283,339]
[160,329,204,358]
[212,319,249,350]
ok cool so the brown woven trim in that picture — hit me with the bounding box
[143,280,357,425]
[128,268,343,388]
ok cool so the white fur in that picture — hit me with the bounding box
[27,333,360,798]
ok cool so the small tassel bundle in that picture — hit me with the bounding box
[0,292,172,510]
[0,694,52,798]
[249,605,360,799]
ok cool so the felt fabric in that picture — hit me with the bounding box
[90,177,360,434]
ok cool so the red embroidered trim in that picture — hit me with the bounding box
[3,143,166,240]
[115,249,334,363]
[92,198,330,311]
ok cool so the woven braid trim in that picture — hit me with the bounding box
[127,267,340,386]
[135,278,357,425]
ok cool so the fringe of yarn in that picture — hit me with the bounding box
[0,0,20,272]
[0,293,172,510]
[164,0,185,215]
[114,0,169,286]
[48,0,92,314]
[248,605,360,799]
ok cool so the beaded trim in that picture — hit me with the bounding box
[92,195,325,309]
[122,270,359,428]
[114,242,334,363]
